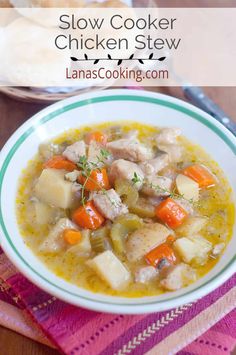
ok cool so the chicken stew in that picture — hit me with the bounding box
[16,122,234,297]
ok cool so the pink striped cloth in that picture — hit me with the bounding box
[0,247,235,355]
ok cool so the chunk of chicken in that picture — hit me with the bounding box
[139,153,169,176]
[160,166,178,180]
[135,266,158,284]
[87,141,112,167]
[62,141,86,163]
[71,182,82,198]
[126,223,170,262]
[109,159,144,190]
[142,175,173,197]
[65,170,81,182]
[39,218,78,253]
[156,127,181,145]
[158,144,183,163]
[173,197,194,215]
[160,263,196,291]
[92,188,128,221]
[107,138,153,162]
[87,141,101,165]
[147,196,164,206]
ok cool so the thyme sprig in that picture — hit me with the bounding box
[77,151,106,207]
[131,172,141,185]
[76,149,120,209]
[131,172,200,207]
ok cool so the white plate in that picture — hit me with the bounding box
[0,89,235,314]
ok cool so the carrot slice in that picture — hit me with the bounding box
[145,243,176,267]
[63,229,82,245]
[79,168,110,191]
[44,155,77,172]
[72,201,104,230]
[155,197,188,229]
[85,131,107,145]
[182,164,215,188]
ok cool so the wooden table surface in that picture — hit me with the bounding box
[0,1,236,354]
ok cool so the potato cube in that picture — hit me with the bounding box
[174,237,196,263]
[126,223,170,262]
[35,168,74,209]
[174,235,212,264]
[87,250,131,290]
[176,174,199,202]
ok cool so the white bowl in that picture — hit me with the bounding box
[0,89,235,314]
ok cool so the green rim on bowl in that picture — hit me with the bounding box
[0,94,235,306]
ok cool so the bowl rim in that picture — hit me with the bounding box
[0,88,235,314]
